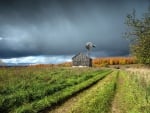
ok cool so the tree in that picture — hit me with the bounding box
[125,8,150,65]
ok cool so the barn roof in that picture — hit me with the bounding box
[72,52,91,59]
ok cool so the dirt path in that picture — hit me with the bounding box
[44,72,113,113]
[111,71,123,113]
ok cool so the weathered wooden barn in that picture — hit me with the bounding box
[72,53,92,67]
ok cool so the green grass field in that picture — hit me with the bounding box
[0,67,149,113]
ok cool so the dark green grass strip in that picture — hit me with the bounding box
[0,69,105,113]
[0,69,70,96]
[13,70,112,113]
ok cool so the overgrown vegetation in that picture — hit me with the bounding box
[125,8,150,65]
[113,70,150,113]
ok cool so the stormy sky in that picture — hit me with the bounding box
[0,0,149,64]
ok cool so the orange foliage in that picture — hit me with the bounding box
[93,57,137,67]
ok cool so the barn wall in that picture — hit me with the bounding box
[72,53,92,67]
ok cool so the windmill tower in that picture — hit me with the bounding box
[85,42,96,57]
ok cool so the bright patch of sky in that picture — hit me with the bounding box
[0,37,3,40]
[2,55,72,64]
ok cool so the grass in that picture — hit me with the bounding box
[71,71,118,113]
[0,66,149,113]
[47,68,150,113]
[14,70,112,113]
[0,67,111,113]
[112,70,150,113]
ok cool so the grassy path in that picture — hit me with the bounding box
[111,70,150,113]
[47,71,117,113]
[47,69,150,113]
[111,71,122,113]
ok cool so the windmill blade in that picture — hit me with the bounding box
[85,42,96,50]
[92,44,96,48]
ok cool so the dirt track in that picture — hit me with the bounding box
[46,72,116,113]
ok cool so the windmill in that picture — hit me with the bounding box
[85,42,96,57]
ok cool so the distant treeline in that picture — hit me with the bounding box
[27,57,137,68]
[93,57,137,67]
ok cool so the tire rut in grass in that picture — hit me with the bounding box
[12,70,111,113]
[46,71,116,113]
[111,71,122,113]
[41,73,109,113]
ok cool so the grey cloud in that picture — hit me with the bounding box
[0,0,149,58]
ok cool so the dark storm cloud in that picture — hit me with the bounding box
[0,0,149,58]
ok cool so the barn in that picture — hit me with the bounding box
[72,53,92,67]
